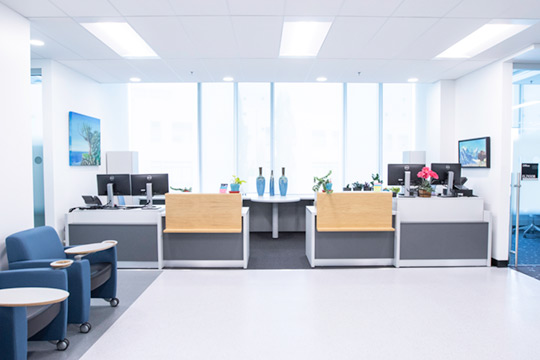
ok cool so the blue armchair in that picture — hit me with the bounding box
[0,268,69,359]
[6,226,119,333]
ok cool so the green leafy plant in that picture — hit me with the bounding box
[352,181,362,191]
[370,173,382,186]
[170,186,192,192]
[389,186,401,194]
[231,175,246,185]
[312,170,333,193]
[343,183,352,191]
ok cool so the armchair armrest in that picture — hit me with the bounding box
[9,259,63,270]
[0,268,67,290]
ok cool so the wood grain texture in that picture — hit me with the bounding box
[316,192,394,232]
[165,193,242,233]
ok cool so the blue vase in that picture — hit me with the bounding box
[325,182,333,192]
[269,170,275,196]
[279,167,288,196]
[256,167,265,196]
[230,183,240,192]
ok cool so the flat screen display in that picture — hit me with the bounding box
[458,136,490,168]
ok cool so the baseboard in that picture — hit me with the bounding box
[491,258,509,267]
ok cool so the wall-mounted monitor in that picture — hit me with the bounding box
[458,136,490,168]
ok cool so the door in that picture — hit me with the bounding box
[509,71,540,279]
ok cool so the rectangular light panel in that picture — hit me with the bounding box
[81,22,158,58]
[279,21,332,57]
[436,22,533,59]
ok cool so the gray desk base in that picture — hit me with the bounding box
[243,200,313,233]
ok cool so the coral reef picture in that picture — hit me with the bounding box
[459,137,490,168]
[69,111,101,166]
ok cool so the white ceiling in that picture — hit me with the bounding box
[3,0,540,83]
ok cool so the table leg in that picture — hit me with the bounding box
[272,203,279,239]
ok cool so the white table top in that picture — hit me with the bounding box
[0,287,69,307]
[248,195,301,203]
[65,241,116,255]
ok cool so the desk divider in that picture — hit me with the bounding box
[316,192,394,232]
[164,193,242,233]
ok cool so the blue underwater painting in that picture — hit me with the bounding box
[69,112,101,166]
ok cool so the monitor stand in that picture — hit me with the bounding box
[441,171,456,197]
[142,183,158,210]
[401,171,415,198]
[106,183,114,207]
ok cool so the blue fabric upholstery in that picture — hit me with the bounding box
[6,226,117,325]
[0,268,68,360]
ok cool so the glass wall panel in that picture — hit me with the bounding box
[200,83,235,192]
[345,84,379,187]
[129,83,198,191]
[237,83,271,193]
[274,83,343,194]
[382,84,416,182]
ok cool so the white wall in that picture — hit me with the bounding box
[454,61,513,261]
[0,4,32,270]
[32,59,129,239]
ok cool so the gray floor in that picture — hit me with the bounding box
[247,232,311,269]
[28,270,162,360]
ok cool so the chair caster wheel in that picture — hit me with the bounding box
[57,339,69,351]
[109,298,119,307]
[80,322,92,333]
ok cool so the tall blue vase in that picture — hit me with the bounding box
[256,167,265,196]
[269,170,275,196]
[279,167,288,196]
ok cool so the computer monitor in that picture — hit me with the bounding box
[97,174,131,206]
[387,164,425,197]
[431,163,461,196]
[131,174,169,209]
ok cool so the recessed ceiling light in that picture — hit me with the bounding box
[223,76,234,82]
[279,20,332,57]
[316,77,327,82]
[30,39,44,46]
[81,22,158,58]
[129,77,141,82]
[408,78,419,83]
[435,20,535,59]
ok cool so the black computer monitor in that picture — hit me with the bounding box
[387,164,425,197]
[431,163,461,195]
[131,174,169,208]
[97,174,131,206]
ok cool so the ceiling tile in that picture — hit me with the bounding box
[0,0,66,17]
[284,0,345,16]
[128,59,181,82]
[180,16,239,58]
[396,18,488,60]
[168,0,229,15]
[30,17,122,59]
[439,60,493,80]
[356,17,438,59]
[48,0,120,17]
[30,27,83,60]
[202,59,247,81]
[274,59,314,82]
[107,0,175,16]
[339,0,402,16]
[127,17,197,59]
[498,0,540,18]
[473,23,540,61]
[445,0,512,18]
[231,16,282,58]
[31,51,44,59]
[227,0,285,15]
[318,17,387,58]
[235,59,279,82]
[90,60,144,82]
[57,60,123,83]
[393,0,462,17]
[165,59,213,82]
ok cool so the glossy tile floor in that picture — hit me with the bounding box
[81,268,540,360]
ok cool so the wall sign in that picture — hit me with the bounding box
[521,163,538,180]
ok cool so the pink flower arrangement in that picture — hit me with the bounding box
[417,167,439,192]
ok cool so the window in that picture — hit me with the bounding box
[274,83,343,193]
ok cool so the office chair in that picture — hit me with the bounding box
[6,226,119,333]
[0,268,69,359]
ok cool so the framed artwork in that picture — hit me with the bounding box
[458,136,490,168]
[69,111,101,166]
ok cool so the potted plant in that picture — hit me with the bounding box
[170,186,192,193]
[363,182,372,191]
[312,170,333,194]
[343,183,352,191]
[417,167,439,198]
[352,181,362,191]
[230,175,246,193]
[371,173,382,192]
[389,186,400,197]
